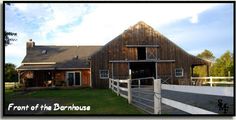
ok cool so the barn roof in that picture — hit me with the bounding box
[17,45,102,70]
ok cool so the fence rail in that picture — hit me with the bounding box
[161,97,217,114]
[109,78,130,101]
[161,84,234,114]
[191,76,234,87]
[162,84,233,97]
[5,82,19,89]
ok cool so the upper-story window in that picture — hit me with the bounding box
[146,47,157,60]
[137,47,146,60]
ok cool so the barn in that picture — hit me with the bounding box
[91,21,210,88]
[17,21,210,88]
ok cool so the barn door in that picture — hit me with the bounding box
[146,47,157,60]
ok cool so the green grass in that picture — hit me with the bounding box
[5,88,145,114]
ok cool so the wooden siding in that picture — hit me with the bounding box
[81,69,90,87]
[91,22,209,88]
[55,71,65,81]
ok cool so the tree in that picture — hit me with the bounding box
[5,3,17,46]
[197,49,215,61]
[211,50,234,76]
[5,63,18,82]
[193,49,215,77]
[5,31,17,46]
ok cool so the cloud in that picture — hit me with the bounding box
[38,4,91,40]
[190,15,198,24]
[5,3,222,66]
[13,3,28,11]
[48,3,219,45]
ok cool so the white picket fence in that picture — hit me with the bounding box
[191,76,234,87]
[109,77,234,114]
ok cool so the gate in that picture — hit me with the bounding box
[130,77,155,114]
[109,77,161,114]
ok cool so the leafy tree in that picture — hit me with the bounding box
[193,49,215,77]
[5,63,18,82]
[5,3,17,46]
[5,31,17,46]
[211,50,234,76]
[197,49,215,62]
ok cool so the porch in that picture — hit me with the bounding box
[17,69,91,88]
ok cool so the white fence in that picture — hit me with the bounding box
[191,76,234,87]
[109,78,161,114]
[161,84,233,114]
[109,77,234,114]
[109,78,131,103]
[5,82,19,89]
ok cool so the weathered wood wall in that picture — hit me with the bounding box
[91,22,209,88]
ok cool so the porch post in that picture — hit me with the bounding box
[206,65,210,77]
[18,71,21,83]
[170,63,173,84]
[191,65,194,77]
[155,62,158,79]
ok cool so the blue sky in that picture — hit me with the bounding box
[5,3,234,67]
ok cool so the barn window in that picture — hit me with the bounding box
[99,70,109,79]
[175,68,183,77]
[137,47,146,60]
[146,47,157,60]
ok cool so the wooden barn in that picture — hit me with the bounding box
[91,21,210,88]
[17,40,101,87]
[17,21,210,88]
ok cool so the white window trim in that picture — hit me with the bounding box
[66,71,82,86]
[99,70,109,79]
[175,68,184,77]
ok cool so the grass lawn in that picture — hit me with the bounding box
[5,88,145,115]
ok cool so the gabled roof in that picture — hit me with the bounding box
[18,45,102,70]
[92,21,210,66]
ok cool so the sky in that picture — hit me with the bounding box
[5,3,234,67]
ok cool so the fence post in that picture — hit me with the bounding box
[112,79,114,91]
[128,80,131,104]
[117,80,120,96]
[109,78,111,89]
[154,79,161,114]
[138,79,140,88]
[210,76,213,87]
[128,69,132,104]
